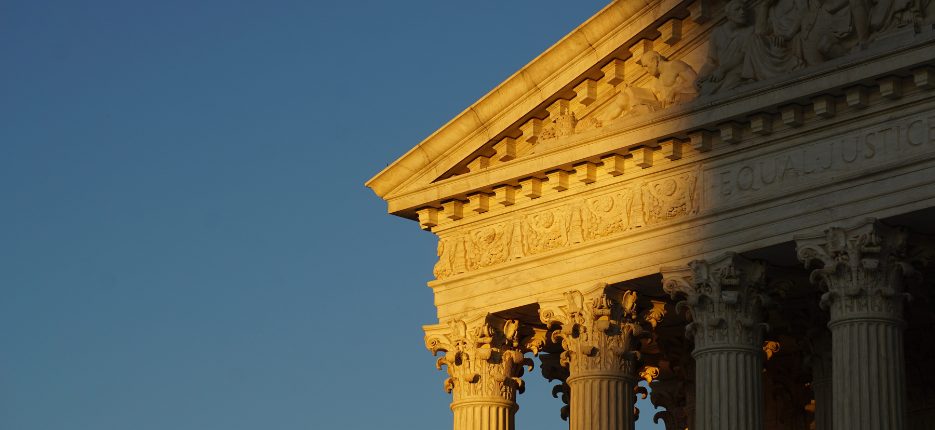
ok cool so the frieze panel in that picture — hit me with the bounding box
[433,167,700,280]
[642,170,700,225]
[583,188,637,240]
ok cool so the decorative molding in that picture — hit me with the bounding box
[433,167,700,279]
[661,252,771,351]
[424,315,535,403]
[795,218,916,323]
[538,283,649,376]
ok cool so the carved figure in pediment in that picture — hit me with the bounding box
[588,85,662,129]
[850,0,925,48]
[540,110,578,141]
[697,0,757,95]
[798,0,851,65]
[637,51,699,108]
[744,0,806,79]
[701,0,813,95]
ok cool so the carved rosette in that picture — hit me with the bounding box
[795,219,915,324]
[539,284,645,377]
[663,253,771,353]
[425,316,534,405]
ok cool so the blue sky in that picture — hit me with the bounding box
[0,1,662,428]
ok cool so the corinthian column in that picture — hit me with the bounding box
[662,252,770,430]
[797,219,915,430]
[539,283,646,430]
[425,316,533,430]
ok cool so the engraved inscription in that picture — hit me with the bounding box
[707,114,935,205]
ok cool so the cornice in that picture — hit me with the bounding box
[366,0,686,199]
[391,35,935,226]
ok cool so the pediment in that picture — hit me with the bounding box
[366,0,683,208]
[367,0,935,223]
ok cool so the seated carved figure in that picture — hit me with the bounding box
[699,0,810,95]
[637,51,698,108]
[850,0,924,48]
[697,0,755,95]
[798,0,850,65]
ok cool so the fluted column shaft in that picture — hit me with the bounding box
[693,346,764,429]
[797,219,913,430]
[567,373,636,430]
[828,315,906,430]
[662,253,770,430]
[539,285,647,430]
[451,398,515,430]
[426,316,534,430]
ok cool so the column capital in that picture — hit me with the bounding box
[795,218,915,322]
[538,283,646,377]
[661,252,771,352]
[424,315,534,404]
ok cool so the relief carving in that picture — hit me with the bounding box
[698,0,930,95]
[465,223,512,271]
[540,105,578,141]
[433,169,700,280]
[588,51,700,129]
[434,236,467,279]
[641,169,699,225]
[583,188,637,239]
[638,51,699,109]
[522,209,572,255]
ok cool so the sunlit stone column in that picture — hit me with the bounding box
[797,219,913,430]
[539,283,646,430]
[425,316,533,430]
[662,253,770,430]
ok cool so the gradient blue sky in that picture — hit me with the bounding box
[1,1,663,428]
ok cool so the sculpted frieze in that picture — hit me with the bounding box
[642,170,700,225]
[433,167,700,280]
[583,187,637,240]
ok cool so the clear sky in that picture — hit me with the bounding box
[1,1,663,429]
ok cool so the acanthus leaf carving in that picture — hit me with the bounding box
[424,315,534,403]
[538,284,649,376]
[661,253,772,350]
[795,218,917,322]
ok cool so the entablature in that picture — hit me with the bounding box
[407,42,935,229]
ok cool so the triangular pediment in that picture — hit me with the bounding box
[366,0,689,212]
[367,0,935,222]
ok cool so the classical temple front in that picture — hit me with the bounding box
[366,1,935,429]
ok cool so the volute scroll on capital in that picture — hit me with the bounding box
[661,253,773,349]
[424,315,539,401]
[795,218,922,321]
[537,283,658,376]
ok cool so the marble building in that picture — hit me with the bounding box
[366,1,935,429]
